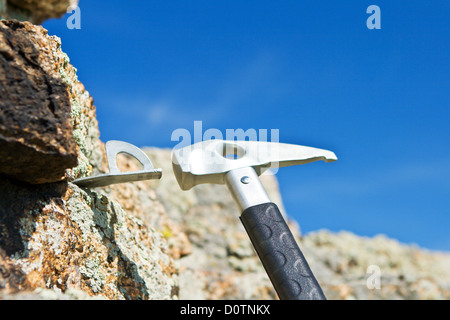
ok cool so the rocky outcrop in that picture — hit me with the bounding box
[0,176,178,299]
[0,21,178,300]
[0,20,78,184]
[0,20,449,300]
[0,0,77,24]
[301,231,450,299]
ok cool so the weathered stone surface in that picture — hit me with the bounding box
[0,22,179,299]
[0,287,106,300]
[101,154,192,261]
[0,20,78,184]
[0,0,78,24]
[0,175,179,299]
[301,231,450,300]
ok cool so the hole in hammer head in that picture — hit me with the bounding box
[219,142,246,160]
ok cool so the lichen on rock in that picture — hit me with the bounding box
[0,20,78,184]
[0,21,179,300]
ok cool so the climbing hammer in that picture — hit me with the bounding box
[171,139,337,300]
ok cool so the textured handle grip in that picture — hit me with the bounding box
[240,202,326,300]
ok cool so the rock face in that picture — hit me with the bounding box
[0,21,178,300]
[301,231,450,300]
[0,177,178,299]
[0,20,78,184]
[0,21,449,300]
[0,0,78,24]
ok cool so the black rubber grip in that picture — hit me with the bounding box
[240,202,326,300]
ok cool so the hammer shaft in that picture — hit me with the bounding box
[225,167,326,300]
[225,167,271,212]
[240,202,326,300]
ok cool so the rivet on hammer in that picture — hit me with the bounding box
[240,176,250,184]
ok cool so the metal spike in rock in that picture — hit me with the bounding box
[73,140,162,188]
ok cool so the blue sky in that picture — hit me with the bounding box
[44,1,450,251]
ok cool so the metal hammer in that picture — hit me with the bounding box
[172,139,337,300]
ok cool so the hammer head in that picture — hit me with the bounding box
[172,139,337,190]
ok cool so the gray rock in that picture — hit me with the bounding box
[0,20,78,184]
[0,0,78,24]
[0,22,178,300]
